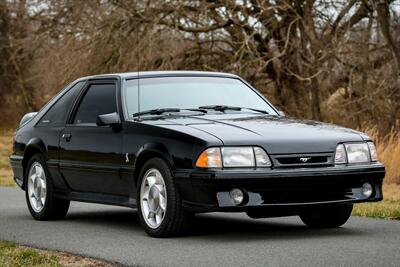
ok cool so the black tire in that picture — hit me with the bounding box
[299,204,353,228]
[137,158,190,237]
[25,154,70,220]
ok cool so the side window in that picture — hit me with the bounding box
[39,81,85,126]
[73,83,117,124]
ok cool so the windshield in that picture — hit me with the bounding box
[124,76,277,118]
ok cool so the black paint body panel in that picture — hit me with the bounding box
[9,71,385,213]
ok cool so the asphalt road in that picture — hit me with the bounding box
[1,187,399,267]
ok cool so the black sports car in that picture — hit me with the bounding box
[10,71,385,237]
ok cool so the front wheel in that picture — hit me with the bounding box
[299,204,353,228]
[25,154,70,220]
[137,158,190,237]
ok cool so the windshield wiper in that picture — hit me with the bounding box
[132,108,180,117]
[198,105,241,112]
[198,105,269,114]
[132,108,208,118]
[185,108,208,113]
[242,107,269,114]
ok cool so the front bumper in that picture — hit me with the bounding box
[174,163,385,212]
[9,155,24,188]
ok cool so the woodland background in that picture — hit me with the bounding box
[0,1,399,190]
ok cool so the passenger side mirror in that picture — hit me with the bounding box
[96,112,121,127]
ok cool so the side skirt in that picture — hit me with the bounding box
[55,191,137,208]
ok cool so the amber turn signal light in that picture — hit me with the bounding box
[195,148,222,168]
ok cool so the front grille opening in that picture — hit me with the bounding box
[277,156,328,165]
[272,154,333,168]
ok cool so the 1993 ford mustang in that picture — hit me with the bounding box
[10,71,385,237]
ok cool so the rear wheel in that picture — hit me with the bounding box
[299,204,353,228]
[25,154,70,220]
[137,158,190,237]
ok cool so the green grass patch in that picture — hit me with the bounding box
[0,241,115,267]
[353,199,400,220]
[0,241,61,267]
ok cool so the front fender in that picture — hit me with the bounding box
[135,142,174,170]
[24,137,47,158]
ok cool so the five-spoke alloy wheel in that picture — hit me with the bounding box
[27,162,47,213]
[137,158,190,237]
[140,168,167,228]
[25,154,70,220]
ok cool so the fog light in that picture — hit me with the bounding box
[230,188,244,205]
[361,183,373,198]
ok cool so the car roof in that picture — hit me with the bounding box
[77,71,240,81]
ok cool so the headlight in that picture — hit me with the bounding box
[254,147,272,167]
[367,142,378,161]
[345,143,370,163]
[335,142,377,164]
[221,147,255,167]
[334,144,347,164]
[196,147,272,168]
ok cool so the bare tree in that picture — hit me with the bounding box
[375,0,400,127]
[0,0,399,130]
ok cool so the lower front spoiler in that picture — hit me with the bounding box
[176,164,385,213]
[182,190,382,213]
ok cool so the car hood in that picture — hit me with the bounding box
[145,114,367,154]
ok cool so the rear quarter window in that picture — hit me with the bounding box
[37,81,85,126]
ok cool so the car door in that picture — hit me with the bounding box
[35,81,86,191]
[59,79,128,196]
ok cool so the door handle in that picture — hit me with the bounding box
[62,133,72,142]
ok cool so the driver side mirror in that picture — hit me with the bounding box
[96,112,121,127]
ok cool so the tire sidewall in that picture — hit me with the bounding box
[300,204,353,228]
[137,158,178,237]
[25,154,54,220]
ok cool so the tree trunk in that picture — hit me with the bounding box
[311,78,322,121]
[375,0,400,127]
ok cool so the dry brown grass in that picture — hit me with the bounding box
[0,169,14,187]
[0,131,13,187]
[365,128,400,184]
[382,183,400,200]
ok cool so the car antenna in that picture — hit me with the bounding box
[136,12,141,121]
